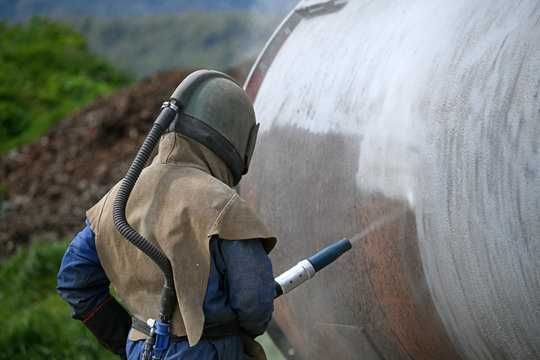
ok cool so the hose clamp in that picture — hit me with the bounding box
[161,100,180,113]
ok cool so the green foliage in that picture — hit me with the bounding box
[0,0,296,21]
[68,12,279,78]
[0,18,130,153]
[0,241,116,360]
[0,183,7,195]
[0,240,284,359]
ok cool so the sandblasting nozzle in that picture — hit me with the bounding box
[274,239,352,298]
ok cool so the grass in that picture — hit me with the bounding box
[0,241,285,359]
[0,18,130,153]
[0,241,116,360]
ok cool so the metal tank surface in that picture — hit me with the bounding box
[240,0,540,359]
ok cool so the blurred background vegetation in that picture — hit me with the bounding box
[0,18,129,152]
[0,242,282,359]
[0,0,295,358]
[0,241,117,359]
[69,12,279,78]
[0,0,296,20]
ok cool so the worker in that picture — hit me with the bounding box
[57,70,277,359]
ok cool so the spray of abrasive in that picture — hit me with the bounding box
[274,209,406,298]
[350,208,407,245]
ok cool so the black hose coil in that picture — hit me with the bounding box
[112,105,178,322]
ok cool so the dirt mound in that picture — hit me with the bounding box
[0,65,250,257]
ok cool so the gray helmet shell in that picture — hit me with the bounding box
[168,70,259,185]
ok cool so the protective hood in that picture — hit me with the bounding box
[154,133,236,187]
[86,132,276,346]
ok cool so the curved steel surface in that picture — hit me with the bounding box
[241,1,540,359]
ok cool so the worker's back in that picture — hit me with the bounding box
[88,132,275,344]
[58,70,276,360]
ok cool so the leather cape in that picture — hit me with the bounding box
[87,133,276,346]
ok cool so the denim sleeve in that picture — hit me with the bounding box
[57,221,111,320]
[219,239,274,337]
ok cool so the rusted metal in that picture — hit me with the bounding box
[242,0,540,359]
[242,128,459,359]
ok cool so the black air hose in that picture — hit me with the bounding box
[112,103,179,321]
[112,70,230,330]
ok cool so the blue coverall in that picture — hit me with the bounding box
[57,222,274,359]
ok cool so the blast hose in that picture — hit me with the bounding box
[112,103,179,321]
[112,71,240,360]
[112,101,179,360]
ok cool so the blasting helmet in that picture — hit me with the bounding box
[168,70,259,185]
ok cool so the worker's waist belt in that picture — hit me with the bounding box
[131,317,241,341]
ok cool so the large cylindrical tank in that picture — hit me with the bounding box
[241,1,540,359]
